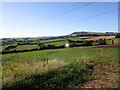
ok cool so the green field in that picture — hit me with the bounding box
[2,46,119,89]
[2,37,86,51]
[106,38,120,45]
[10,45,39,51]
[1,36,119,89]
[40,38,65,43]
[67,37,86,41]
[2,44,17,50]
[3,37,120,52]
[44,41,67,46]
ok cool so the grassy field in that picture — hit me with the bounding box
[3,37,119,52]
[2,44,17,50]
[2,37,86,51]
[2,46,119,89]
[106,38,120,45]
[40,38,65,43]
[66,38,86,41]
[1,36,119,89]
[10,45,39,51]
[44,41,67,46]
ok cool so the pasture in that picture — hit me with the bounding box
[2,46,119,89]
[10,45,39,51]
[1,36,119,89]
[2,37,86,52]
[2,36,119,53]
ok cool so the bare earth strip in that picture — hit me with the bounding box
[92,45,120,48]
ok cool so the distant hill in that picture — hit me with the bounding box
[71,32,88,35]
[70,31,117,36]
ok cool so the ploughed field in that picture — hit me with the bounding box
[84,36,115,41]
[2,45,119,89]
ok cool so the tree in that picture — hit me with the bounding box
[83,41,93,46]
[97,39,106,45]
[115,33,120,38]
[67,39,72,43]
[37,42,44,48]
[47,44,55,49]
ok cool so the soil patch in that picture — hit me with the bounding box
[77,62,118,88]
[92,45,120,48]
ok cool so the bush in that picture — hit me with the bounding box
[39,44,56,49]
[37,42,44,48]
[4,45,17,50]
[39,45,47,50]
[97,39,106,45]
[47,44,56,49]
[74,43,83,47]
[56,45,65,49]
[115,33,120,38]
[83,41,93,46]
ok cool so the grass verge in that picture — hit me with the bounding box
[2,63,94,89]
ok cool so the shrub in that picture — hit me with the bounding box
[115,33,120,38]
[56,45,65,49]
[74,43,83,47]
[83,41,93,46]
[4,45,17,50]
[39,45,47,50]
[37,42,44,48]
[47,44,56,49]
[97,39,106,45]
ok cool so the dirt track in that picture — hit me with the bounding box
[79,63,118,88]
[92,45,120,48]
[76,61,118,88]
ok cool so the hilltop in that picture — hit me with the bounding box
[70,31,117,36]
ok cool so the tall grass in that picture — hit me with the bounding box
[2,59,65,87]
[3,63,93,89]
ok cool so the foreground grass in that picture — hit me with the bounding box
[2,47,119,89]
[2,59,66,88]
[3,63,93,89]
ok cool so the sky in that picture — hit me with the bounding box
[1,2,118,38]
